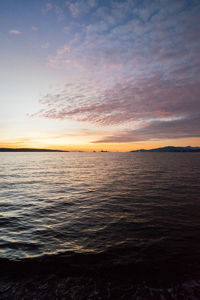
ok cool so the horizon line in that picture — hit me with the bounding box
[0,146,199,153]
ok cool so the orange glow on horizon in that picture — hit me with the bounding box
[0,137,199,152]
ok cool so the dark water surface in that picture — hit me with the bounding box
[0,152,200,295]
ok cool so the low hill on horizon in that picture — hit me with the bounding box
[131,146,200,152]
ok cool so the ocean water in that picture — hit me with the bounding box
[0,152,200,287]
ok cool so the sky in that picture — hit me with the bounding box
[0,0,200,151]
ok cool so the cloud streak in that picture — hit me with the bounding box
[33,72,200,125]
[93,114,200,143]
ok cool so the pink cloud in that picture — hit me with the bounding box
[33,70,200,125]
[9,29,22,35]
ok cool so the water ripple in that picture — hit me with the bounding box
[0,152,199,264]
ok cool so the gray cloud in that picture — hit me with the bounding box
[93,114,200,143]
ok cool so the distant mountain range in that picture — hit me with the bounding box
[0,148,68,152]
[131,146,200,152]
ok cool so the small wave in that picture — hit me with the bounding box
[0,216,20,227]
[0,241,40,251]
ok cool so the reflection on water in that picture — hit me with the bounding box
[0,152,200,264]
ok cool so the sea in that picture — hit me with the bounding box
[0,152,200,299]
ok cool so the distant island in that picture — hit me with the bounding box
[131,146,200,152]
[0,148,68,152]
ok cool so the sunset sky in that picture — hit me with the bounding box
[1,0,200,151]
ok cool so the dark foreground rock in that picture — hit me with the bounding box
[1,274,200,299]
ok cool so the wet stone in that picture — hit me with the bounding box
[38,282,48,291]
[0,281,12,293]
